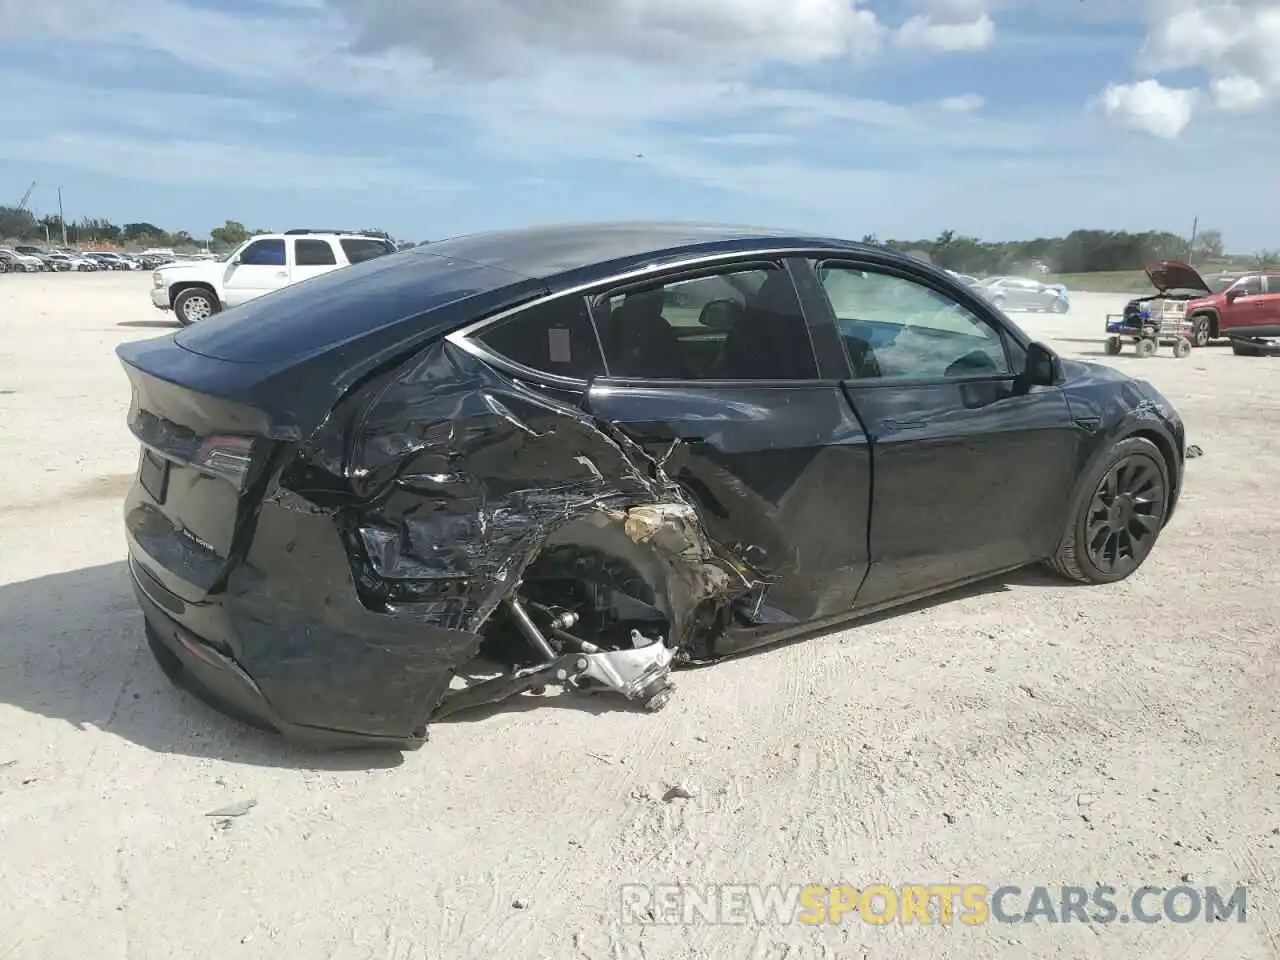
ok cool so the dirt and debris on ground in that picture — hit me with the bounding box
[0,274,1277,959]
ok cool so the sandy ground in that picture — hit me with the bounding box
[0,272,1277,960]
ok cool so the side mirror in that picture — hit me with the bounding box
[1025,340,1060,387]
[1225,287,1244,301]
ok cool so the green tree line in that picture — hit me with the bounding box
[2,204,1267,270]
[0,207,406,252]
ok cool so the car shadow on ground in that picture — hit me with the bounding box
[117,320,179,329]
[0,561,403,770]
[0,560,1079,767]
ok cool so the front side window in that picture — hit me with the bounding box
[1232,276,1263,296]
[592,266,818,381]
[239,239,286,266]
[474,296,605,381]
[816,262,1011,381]
[294,238,337,266]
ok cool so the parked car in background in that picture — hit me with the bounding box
[86,252,133,271]
[1,248,45,272]
[117,221,1191,746]
[1132,261,1280,347]
[48,252,100,272]
[976,276,1070,313]
[151,230,397,324]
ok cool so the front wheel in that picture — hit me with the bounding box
[1053,299,1068,313]
[1046,436,1170,585]
[173,287,221,325]
[1191,316,1211,347]
[1104,336,1123,355]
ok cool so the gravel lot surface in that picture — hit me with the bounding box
[1,273,1277,960]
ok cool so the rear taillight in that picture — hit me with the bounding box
[192,435,257,488]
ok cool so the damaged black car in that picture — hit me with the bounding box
[118,222,1191,749]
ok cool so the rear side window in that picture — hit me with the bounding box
[294,238,337,266]
[340,238,395,264]
[240,239,286,266]
[592,266,818,381]
[475,297,605,381]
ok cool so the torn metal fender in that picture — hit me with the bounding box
[260,340,752,736]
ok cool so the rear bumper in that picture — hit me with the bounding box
[129,554,424,751]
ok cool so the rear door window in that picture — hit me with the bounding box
[592,265,818,381]
[294,238,337,266]
[340,238,396,264]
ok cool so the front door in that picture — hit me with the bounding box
[809,259,1080,609]
[222,237,290,307]
[582,259,873,651]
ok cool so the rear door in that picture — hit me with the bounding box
[581,258,872,642]
[222,238,290,307]
[290,237,340,284]
[460,257,872,644]
[1252,275,1280,336]
[809,257,1079,610]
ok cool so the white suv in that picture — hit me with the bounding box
[151,231,397,325]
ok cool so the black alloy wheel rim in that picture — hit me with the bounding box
[1085,454,1166,575]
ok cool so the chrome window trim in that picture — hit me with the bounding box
[445,245,837,388]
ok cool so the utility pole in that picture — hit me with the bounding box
[57,186,68,248]
[1187,215,1198,262]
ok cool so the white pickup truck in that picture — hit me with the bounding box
[151,230,398,325]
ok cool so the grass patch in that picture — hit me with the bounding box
[1043,271,1155,294]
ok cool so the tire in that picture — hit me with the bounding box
[1046,436,1170,585]
[1173,337,1191,359]
[1104,336,1123,355]
[1190,315,1211,347]
[1053,299,1068,313]
[173,286,220,325]
[1134,338,1156,358]
[991,295,1006,310]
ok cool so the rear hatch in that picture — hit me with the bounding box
[120,338,291,603]
[119,250,546,602]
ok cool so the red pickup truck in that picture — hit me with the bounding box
[1142,260,1280,347]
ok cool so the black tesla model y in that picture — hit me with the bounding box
[117,222,1192,749]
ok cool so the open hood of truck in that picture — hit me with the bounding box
[1144,259,1211,295]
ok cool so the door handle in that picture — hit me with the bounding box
[883,418,927,429]
[276,271,288,277]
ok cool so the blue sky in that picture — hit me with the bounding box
[1,0,1277,249]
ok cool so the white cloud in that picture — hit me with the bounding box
[1100,79,1197,138]
[331,0,888,72]
[1211,74,1268,112]
[896,13,996,51]
[938,93,986,113]
[1094,0,1280,133]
